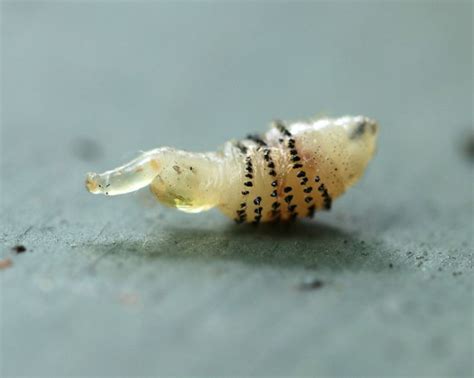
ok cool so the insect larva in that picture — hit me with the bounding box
[85,115,378,223]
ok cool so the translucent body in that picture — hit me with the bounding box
[86,116,378,223]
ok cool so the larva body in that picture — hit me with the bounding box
[86,116,378,223]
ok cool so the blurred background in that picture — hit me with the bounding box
[1,1,472,376]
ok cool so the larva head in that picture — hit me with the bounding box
[85,172,125,196]
[86,162,156,196]
[85,172,107,194]
[85,153,162,196]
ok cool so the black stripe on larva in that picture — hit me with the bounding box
[237,215,247,223]
[274,122,310,221]
[237,154,255,224]
[252,214,262,225]
[260,147,281,223]
[274,120,292,137]
[254,207,263,215]
[317,182,333,210]
[307,204,316,218]
[304,196,313,203]
[246,134,268,146]
[235,210,246,223]
[304,187,313,193]
[253,196,262,205]
[235,142,248,154]
[274,120,293,189]
[272,202,280,209]
[275,121,305,178]
[323,196,332,210]
[315,176,320,182]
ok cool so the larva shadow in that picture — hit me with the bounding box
[86,221,390,272]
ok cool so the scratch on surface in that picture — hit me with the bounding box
[87,244,116,271]
[92,222,110,243]
[17,225,33,241]
[86,236,131,272]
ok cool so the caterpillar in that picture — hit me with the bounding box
[85,115,378,224]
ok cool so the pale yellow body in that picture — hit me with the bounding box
[86,116,378,223]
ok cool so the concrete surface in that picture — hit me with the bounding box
[1,1,472,377]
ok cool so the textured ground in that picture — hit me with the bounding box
[1,2,472,377]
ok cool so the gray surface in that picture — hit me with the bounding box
[1,1,473,377]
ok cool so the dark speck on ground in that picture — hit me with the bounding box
[12,245,27,253]
[298,278,324,291]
